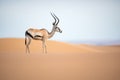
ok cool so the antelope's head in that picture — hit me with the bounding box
[51,13,62,33]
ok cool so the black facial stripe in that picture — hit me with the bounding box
[55,27,60,31]
[59,28,60,31]
[58,28,61,31]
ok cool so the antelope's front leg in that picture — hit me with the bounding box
[42,39,47,54]
[44,40,47,54]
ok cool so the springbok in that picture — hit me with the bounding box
[25,13,62,54]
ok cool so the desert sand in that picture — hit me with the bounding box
[0,38,120,80]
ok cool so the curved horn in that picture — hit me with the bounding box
[53,13,59,25]
[50,12,57,25]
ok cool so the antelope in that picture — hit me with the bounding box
[25,13,62,54]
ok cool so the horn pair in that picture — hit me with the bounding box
[50,12,59,25]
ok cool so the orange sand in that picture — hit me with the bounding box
[0,38,120,80]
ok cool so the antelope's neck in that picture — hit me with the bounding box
[48,26,56,39]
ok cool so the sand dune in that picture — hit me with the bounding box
[0,38,97,53]
[0,38,120,80]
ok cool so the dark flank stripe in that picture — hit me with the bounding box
[34,35,42,37]
[25,31,34,38]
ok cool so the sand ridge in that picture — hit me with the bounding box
[0,38,99,53]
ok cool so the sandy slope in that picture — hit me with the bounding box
[0,38,120,80]
[0,38,97,53]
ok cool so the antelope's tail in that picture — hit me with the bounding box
[25,31,27,45]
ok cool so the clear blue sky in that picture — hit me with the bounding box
[0,0,120,42]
